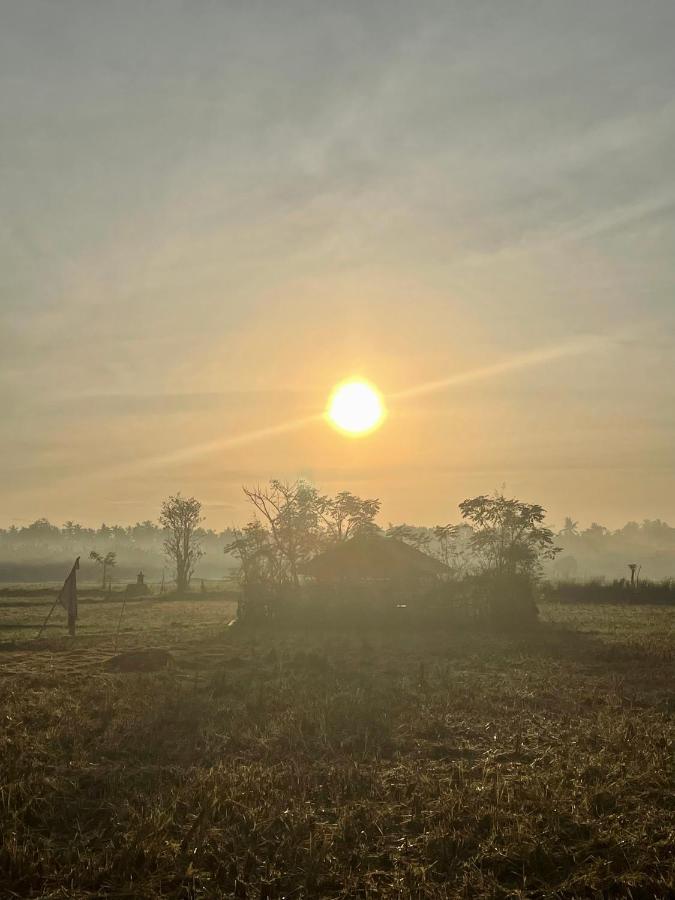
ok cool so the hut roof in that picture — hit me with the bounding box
[302,535,449,581]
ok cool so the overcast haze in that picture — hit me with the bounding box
[2,1,675,529]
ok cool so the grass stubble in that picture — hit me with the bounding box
[0,602,673,898]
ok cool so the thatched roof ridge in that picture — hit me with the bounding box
[303,534,448,581]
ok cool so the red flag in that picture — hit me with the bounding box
[58,557,79,634]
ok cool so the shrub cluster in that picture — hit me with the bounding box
[544,578,675,606]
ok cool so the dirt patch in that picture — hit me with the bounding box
[104,648,175,673]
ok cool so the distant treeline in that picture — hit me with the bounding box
[0,519,238,582]
[552,518,675,581]
[2,513,675,584]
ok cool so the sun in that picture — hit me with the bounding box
[326,379,386,436]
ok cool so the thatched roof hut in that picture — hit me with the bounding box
[302,535,448,583]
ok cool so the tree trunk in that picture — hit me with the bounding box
[176,559,188,594]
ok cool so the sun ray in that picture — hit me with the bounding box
[391,333,615,400]
[55,331,622,489]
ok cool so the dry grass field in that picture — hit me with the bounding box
[0,594,673,898]
[0,588,238,647]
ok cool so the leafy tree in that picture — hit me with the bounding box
[317,491,381,543]
[641,519,673,542]
[458,494,560,625]
[618,521,640,539]
[25,518,58,533]
[432,524,458,568]
[22,519,60,546]
[130,520,162,552]
[459,494,560,578]
[159,494,204,593]
[89,550,117,589]
[385,523,431,551]
[434,523,476,575]
[63,521,83,540]
[110,525,128,542]
[225,521,280,588]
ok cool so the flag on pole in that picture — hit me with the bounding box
[58,556,80,636]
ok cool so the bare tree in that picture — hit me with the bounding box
[159,494,203,593]
[242,480,320,585]
[89,550,117,589]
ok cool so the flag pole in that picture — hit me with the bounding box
[38,556,80,640]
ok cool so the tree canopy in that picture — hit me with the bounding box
[459,494,560,577]
[159,494,204,593]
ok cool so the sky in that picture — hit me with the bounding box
[1,0,674,531]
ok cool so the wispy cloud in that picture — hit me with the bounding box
[391,332,621,401]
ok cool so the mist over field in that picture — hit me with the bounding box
[4,510,675,585]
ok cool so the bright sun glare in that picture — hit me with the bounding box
[326,379,385,436]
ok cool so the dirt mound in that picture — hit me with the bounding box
[104,648,174,673]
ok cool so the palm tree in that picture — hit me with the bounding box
[559,517,579,538]
[628,563,641,589]
[89,550,117,589]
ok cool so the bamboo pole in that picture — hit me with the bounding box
[36,595,59,640]
[114,592,128,651]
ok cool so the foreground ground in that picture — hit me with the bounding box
[0,599,673,898]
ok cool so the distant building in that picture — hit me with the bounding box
[239,536,451,623]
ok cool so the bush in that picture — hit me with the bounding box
[478,573,539,626]
[543,578,675,606]
[238,575,540,630]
